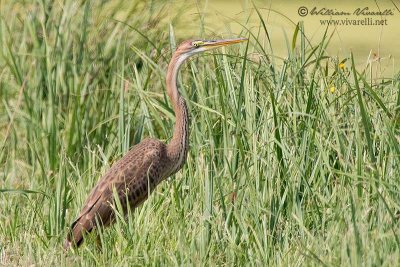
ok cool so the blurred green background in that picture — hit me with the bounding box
[175,0,399,74]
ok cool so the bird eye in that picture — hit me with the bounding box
[192,41,203,47]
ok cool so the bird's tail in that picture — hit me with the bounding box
[63,218,91,250]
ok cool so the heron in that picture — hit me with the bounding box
[64,37,247,250]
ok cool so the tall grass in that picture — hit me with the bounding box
[1,0,399,266]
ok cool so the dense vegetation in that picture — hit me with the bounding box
[1,1,399,266]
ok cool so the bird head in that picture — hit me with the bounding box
[174,37,247,60]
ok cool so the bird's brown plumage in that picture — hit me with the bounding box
[64,138,170,248]
[64,37,246,250]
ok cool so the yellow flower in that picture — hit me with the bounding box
[339,63,345,69]
[330,86,335,93]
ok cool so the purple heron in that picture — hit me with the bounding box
[64,37,247,249]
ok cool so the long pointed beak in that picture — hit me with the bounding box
[202,37,247,50]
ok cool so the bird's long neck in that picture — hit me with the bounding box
[165,53,190,176]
